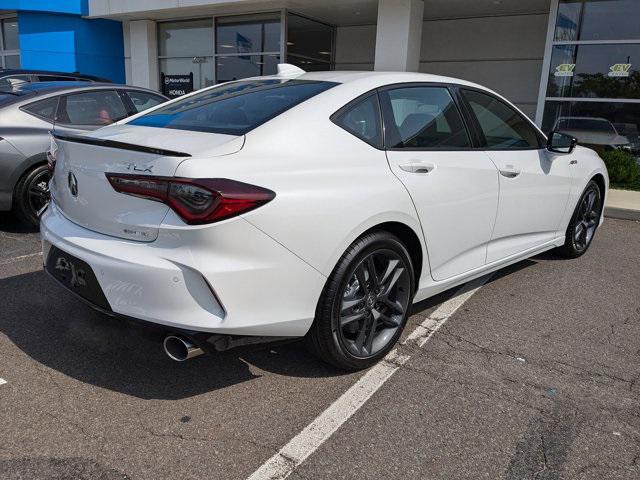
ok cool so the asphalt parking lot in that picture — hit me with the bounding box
[1,212,639,480]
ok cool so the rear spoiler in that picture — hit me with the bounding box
[52,133,192,158]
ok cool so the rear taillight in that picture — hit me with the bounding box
[105,173,275,225]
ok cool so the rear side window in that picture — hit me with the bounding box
[331,94,383,148]
[380,86,471,149]
[126,90,165,113]
[22,97,59,121]
[58,90,128,126]
[462,89,543,149]
[129,79,337,135]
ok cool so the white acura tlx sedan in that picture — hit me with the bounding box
[41,65,608,370]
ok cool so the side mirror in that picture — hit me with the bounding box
[547,131,577,154]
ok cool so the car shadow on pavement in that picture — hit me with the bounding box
[1,258,541,401]
[0,212,38,234]
[0,270,344,400]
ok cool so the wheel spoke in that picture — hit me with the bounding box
[380,259,399,286]
[29,187,49,199]
[354,317,369,353]
[586,191,596,213]
[340,310,367,327]
[374,308,400,328]
[364,314,377,354]
[382,266,405,296]
[366,256,380,291]
[574,222,584,241]
[355,265,369,295]
[381,296,404,315]
[341,296,364,312]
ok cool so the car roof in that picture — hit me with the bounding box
[1,81,164,96]
[0,68,109,82]
[287,70,490,91]
[0,82,167,109]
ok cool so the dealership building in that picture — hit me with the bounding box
[1,0,638,142]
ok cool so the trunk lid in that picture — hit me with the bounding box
[50,125,243,241]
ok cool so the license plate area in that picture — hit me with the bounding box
[45,246,111,310]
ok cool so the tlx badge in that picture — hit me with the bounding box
[55,256,87,288]
[126,163,153,173]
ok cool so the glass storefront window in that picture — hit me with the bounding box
[287,14,333,62]
[216,54,279,83]
[157,12,335,95]
[542,100,640,156]
[542,0,640,166]
[1,17,19,69]
[547,44,640,99]
[216,13,280,55]
[555,0,640,42]
[158,19,213,57]
[4,54,19,69]
[158,19,214,95]
[2,18,18,51]
[287,56,331,72]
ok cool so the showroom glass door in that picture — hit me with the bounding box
[540,0,640,165]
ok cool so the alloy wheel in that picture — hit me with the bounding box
[337,250,411,358]
[27,170,51,219]
[574,188,600,253]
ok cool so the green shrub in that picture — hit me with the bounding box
[600,149,639,185]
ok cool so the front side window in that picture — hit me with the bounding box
[130,79,337,135]
[381,86,471,149]
[58,90,128,126]
[332,94,382,148]
[463,90,542,149]
[22,97,59,122]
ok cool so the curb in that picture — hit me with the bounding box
[604,206,640,221]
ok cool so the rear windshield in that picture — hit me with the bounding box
[129,79,337,135]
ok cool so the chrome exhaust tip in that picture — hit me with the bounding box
[163,335,204,362]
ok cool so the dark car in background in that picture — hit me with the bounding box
[0,69,112,89]
[0,82,167,226]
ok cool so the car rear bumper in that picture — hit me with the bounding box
[41,202,326,336]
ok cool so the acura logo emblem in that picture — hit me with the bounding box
[68,172,78,197]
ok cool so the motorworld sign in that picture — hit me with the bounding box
[161,72,194,98]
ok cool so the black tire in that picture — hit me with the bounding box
[13,164,50,228]
[558,180,602,258]
[305,231,415,371]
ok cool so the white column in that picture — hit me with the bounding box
[374,0,424,72]
[129,20,159,91]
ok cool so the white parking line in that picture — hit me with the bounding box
[0,251,43,266]
[247,275,491,480]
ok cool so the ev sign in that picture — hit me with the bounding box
[161,72,194,98]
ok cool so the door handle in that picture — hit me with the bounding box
[499,166,521,178]
[399,162,435,174]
